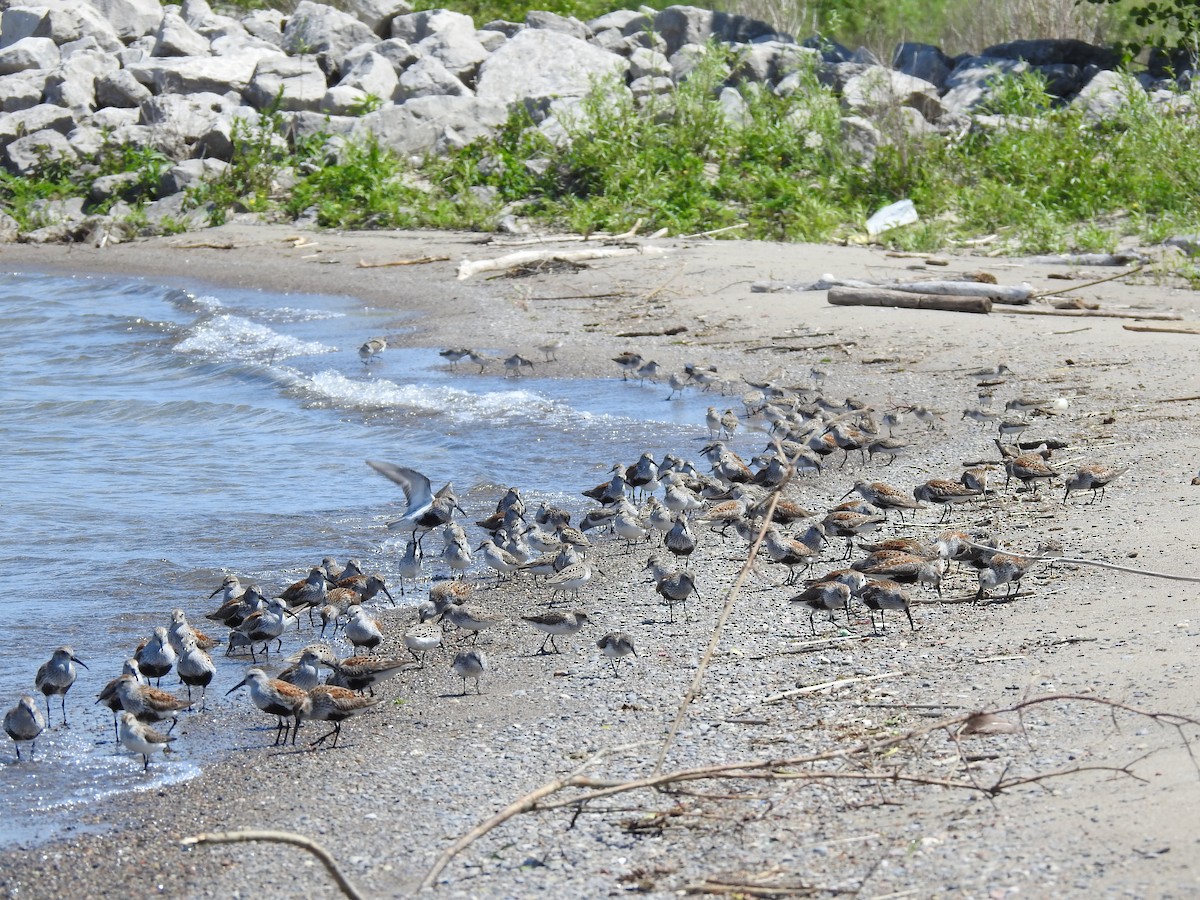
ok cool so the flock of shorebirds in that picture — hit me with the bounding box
[4,347,1126,771]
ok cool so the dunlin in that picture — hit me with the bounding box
[96,659,143,741]
[705,406,722,439]
[338,573,395,607]
[278,567,330,619]
[4,696,46,761]
[229,597,292,660]
[135,627,175,685]
[522,610,590,654]
[439,347,471,367]
[654,569,698,623]
[612,507,649,547]
[35,646,88,725]
[468,350,495,372]
[367,462,456,543]
[613,351,643,380]
[328,656,412,695]
[278,647,330,692]
[343,606,383,654]
[860,580,915,633]
[545,561,592,605]
[844,481,925,520]
[977,552,1039,600]
[822,509,886,559]
[226,667,309,746]
[626,452,661,498]
[176,637,216,710]
[441,533,474,578]
[168,608,218,654]
[537,340,562,362]
[1063,464,1126,504]
[110,674,190,734]
[596,632,637,676]
[664,515,697,558]
[451,649,488,694]
[913,479,983,521]
[403,622,443,666]
[790,580,852,635]
[305,686,381,748]
[1003,452,1058,495]
[504,353,535,377]
[118,712,175,771]
[358,337,387,365]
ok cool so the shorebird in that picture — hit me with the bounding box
[440,603,499,643]
[135,627,175,685]
[305,685,381,749]
[860,579,915,633]
[503,353,535,377]
[96,658,144,741]
[977,552,1040,600]
[229,598,292,660]
[278,567,330,620]
[277,647,330,692]
[226,668,309,746]
[108,675,190,734]
[35,646,88,725]
[536,340,562,362]
[477,539,522,580]
[1003,451,1059,495]
[337,573,395,607]
[403,622,443,666]
[613,351,643,380]
[441,533,474,578]
[664,515,697,558]
[844,481,924,520]
[118,712,174,771]
[1063,464,1126,504]
[168,608,218,654]
[913,479,983,521]
[790,580,852,635]
[5,696,46,761]
[367,462,461,545]
[358,337,387,365]
[654,569,698,623]
[439,347,471,367]
[545,561,592,605]
[451,649,488,694]
[822,509,886,558]
[176,637,216,710]
[596,632,637,676]
[345,606,384,654]
[327,656,412,695]
[521,610,590,654]
[397,539,424,595]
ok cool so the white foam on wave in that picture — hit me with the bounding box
[175,312,334,362]
[305,370,565,421]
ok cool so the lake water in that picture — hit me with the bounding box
[0,268,718,847]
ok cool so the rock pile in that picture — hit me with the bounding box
[0,0,1194,241]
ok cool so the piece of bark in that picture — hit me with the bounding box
[827,286,992,314]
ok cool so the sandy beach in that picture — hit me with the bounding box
[2,223,1200,898]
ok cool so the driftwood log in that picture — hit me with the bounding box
[827,286,992,314]
[456,245,669,280]
[999,306,1183,321]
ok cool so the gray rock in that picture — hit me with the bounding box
[140,92,242,155]
[126,49,272,94]
[476,29,628,107]
[90,0,164,43]
[6,128,77,175]
[892,42,953,90]
[0,70,48,111]
[282,0,377,78]
[89,171,147,203]
[0,104,78,147]
[480,19,523,38]
[628,46,671,80]
[1164,235,1200,256]
[941,56,1026,115]
[653,5,784,57]
[140,191,213,230]
[320,84,371,115]
[840,114,881,164]
[415,18,489,80]
[288,109,357,141]
[341,0,411,37]
[669,43,716,83]
[391,8,474,43]
[372,38,420,71]
[44,66,100,115]
[842,67,943,121]
[737,39,808,83]
[1072,69,1141,121]
[0,37,60,76]
[95,69,154,107]
[153,11,212,57]
[717,85,748,126]
[589,9,648,32]
[982,38,1119,69]
[353,95,505,158]
[397,55,470,99]
[588,28,628,55]
[86,106,143,129]
[241,10,285,47]
[4,2,123,52]
[0,210,19,242]
[524,10,588,40]
[159,157,229,195]
[476,29,507,52]
[245,55,328,111]
[629,74,673,102]
[337,50,399,101]
[0,8,46,49]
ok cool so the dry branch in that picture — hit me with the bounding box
[1123,323,1200,335]
[827,287,992,314]
[357,256,449,268]
[997,306,1182,320]
[181,830,364,900]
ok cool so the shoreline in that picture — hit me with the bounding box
[3,224,1200,898]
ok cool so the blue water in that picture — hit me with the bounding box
[0,269,718,846]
